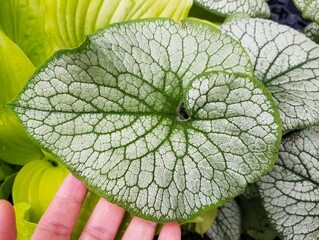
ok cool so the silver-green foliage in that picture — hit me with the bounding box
[293,0,319,23]
[193,0,270,18]
[11,19,281,222]
[304,22,319,43]
[259,126,319,240]
[221,18,319,133]
[206,200,241,240]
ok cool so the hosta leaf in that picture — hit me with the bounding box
[14,202,37,240]
[259,126,319,239]
[45,0,192,51]
[11,19,281,222]
[0,0,53,66]
[0,0,192,66]
[192,0,270,18]
[206,200,241,240]
[13,159,69,222]
[222,18,319,132]
[0,30,43,164]
[304,22,319,43]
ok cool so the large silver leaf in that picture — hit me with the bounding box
[11,19,281,222]
[222,18,319,132]
[259,126,319,239]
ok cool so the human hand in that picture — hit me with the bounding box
[0,173,181,240]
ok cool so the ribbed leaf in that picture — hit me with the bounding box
[222,18,319,132]
[45,0,192,51]
[0,0,52,66]
[0,31,43,164]
[11,19,281,222]
[259,126,319,239]
[192,0,270,18]
[13,159,68,222]
[206,200,241,240]
[304,22,319,43]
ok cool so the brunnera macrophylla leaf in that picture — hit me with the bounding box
[0,30,43,165]
[221,18,319,133]
[192,0,270,18]
[293,0,319,23]
[304,22,319,43]
[45,0,192,52]
[259,126,319,240]
[11,19,281,222]
[206,200,241,240]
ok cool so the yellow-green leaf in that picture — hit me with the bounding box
[0,31,43,165]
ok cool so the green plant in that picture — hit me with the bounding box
[1,0,319,239]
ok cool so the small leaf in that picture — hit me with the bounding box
[222,18,319,132]
[206,200,241,240]
[192,0,270,18]
[13,159,69,222]
[0,30,43,165]
[259,126,319,239]
[11,19,281,222]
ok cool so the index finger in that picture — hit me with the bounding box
[0,200,16,240]
[31,173,87,240]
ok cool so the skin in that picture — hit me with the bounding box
[0,174,181,240]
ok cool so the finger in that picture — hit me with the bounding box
[122,217,157,240]
[31,173,87,240]
[0,200,16,240]
[79,198,125,240]
[158,222,181,240]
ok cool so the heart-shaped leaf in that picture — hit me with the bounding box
[259,126,319,239]
[192,0,270,18]
[206,200,241,240]
[11,19,281,222]
[221,18,319,133]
